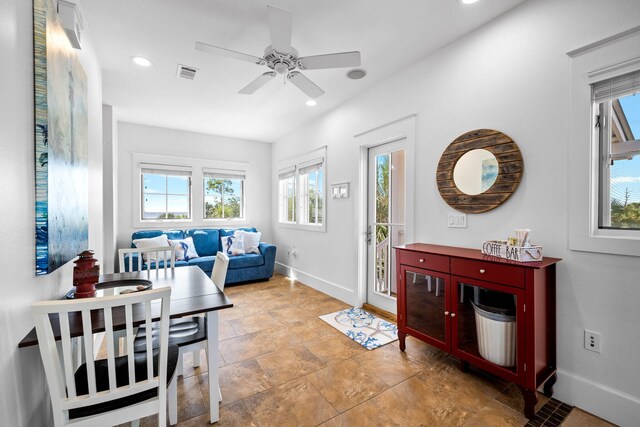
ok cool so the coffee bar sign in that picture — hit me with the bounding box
[481,240,543,262]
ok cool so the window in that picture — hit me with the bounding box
[133,153,250,227]
[277,148,326,230]
[594,69,640,230]
[567,29,640,257]
[203,169,245,220]
[141,165,191,220]
[278,167,296,224]
[299,159,324,225]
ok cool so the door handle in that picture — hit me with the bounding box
[366,225,372,245]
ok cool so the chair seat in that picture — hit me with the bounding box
[134,318,207,352]
[70,345,179,419]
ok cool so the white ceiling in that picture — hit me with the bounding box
[81,0,525,143]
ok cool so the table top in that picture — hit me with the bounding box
[19,266,233,348]
[395,243,562,269]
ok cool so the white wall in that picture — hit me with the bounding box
[102,105,118,273]
[0,0,103,425]
[115,122,272,259]
[271,0,640,424]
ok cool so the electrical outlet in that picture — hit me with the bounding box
[584,330,601,353]
[448,213,467,228]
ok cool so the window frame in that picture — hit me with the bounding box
[567,28,640,256]
[594,86,640,231]
[278,170,297,224]
[139,164,193,223]
[203,169,246,222]
[132,153,249,228]
[277,147,327,232]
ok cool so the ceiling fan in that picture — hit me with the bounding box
[195,5,361,99]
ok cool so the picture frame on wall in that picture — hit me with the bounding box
[34,0,89,275]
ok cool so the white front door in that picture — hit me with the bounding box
[367,139,406,314]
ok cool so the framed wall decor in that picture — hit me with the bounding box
[34,0,89,275]
[436,129,523,214]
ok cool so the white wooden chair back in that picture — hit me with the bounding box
[211,251,230,291]
[31,287,172,427]
[118,246,176,273]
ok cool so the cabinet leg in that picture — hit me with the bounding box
[460,360,470,372]
[399,331,407,352]
[543,373,557,398]
[517,385,539,419]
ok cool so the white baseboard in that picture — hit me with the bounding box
[275,262,357,306]
[555,369,640,426]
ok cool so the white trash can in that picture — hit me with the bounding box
[472,302,516,367]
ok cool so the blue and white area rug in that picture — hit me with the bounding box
[319,308,398,350]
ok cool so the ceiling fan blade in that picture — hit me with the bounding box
[267,5,292,54]
[195,42,265,65]
[297,51,361,70]
[239,72,277,94]
[287,71,325,99]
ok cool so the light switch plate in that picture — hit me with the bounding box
[448,213,467,228]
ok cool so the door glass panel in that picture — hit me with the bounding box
[391,150,405,224]
[405,271,445,343]
[389,225,405,298]
[375,154,390,224]
[457,282,517,372]
[375,224,389,294]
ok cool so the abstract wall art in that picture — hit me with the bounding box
[34,0,88,275]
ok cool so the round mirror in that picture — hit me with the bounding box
[436,129,523,213]
[453,149,498,195]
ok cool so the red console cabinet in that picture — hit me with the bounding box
[395,243,561,419]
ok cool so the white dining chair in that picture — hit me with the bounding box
[31,287,178,427]
[135,251,230,409]
[118,246,176,273]
[178,251,230,376]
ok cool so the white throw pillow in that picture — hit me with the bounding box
[132,234,170,262]
[168,237,199,261]
[238,230,261,254]
[221,234,245,256]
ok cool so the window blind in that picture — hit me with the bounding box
[278,165,296,179]
[140,163,192,177]
[202,168,245,180]
[298,157,324,175]
[592,69,640,104]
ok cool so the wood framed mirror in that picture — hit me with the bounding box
[436,129,523,213]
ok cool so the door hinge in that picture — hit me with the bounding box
[523,304,526,313]
[595,114,601,128]
[524,363,527,372]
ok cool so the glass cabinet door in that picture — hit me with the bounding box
[452,277,523,380]
[402,267,450,351]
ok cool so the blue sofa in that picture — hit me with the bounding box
[126,227,276,285]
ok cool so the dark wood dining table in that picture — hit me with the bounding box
[19,266,233,424]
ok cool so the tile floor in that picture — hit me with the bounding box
[136,274,616,427]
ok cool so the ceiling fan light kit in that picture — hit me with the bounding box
[195,5,362,99]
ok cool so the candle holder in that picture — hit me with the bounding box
[73,250,100,298]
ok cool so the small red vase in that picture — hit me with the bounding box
[73,250,100,298]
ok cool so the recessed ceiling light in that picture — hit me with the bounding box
[460,0,479,4]
[347,68,367,80]
[131,56,153,67]
[305,99,317,107]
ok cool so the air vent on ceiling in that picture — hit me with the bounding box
[176,64,198,80]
